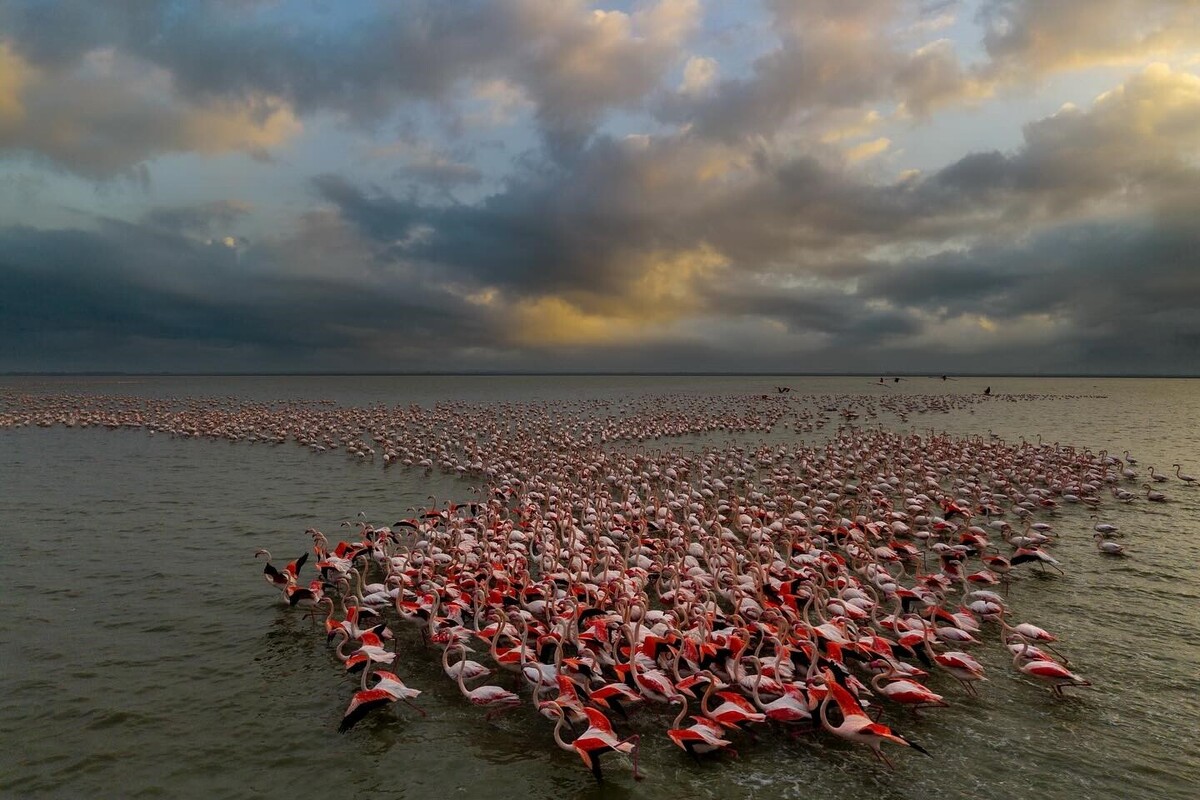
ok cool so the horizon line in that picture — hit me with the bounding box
[3,371,1198,379]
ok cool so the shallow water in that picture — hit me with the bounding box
[2,375,1199,800]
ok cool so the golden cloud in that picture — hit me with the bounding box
[180,96,300,157]
[1093,62,1200,135]
[510,243,728,346]
[845,136,891,163]
[984,1,1200,77]
[0,43,32,131]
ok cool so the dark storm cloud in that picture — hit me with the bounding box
[312,137,675,299]
[707,283,925,345]
[317,139,926,305]
[857,221,1200,373]
[0,217,498,372]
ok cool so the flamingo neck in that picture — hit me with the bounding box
[818,691,840,734]
[551,713,575,753]
[750,658,766,708]
[454,647,469,695]
[700,676,717,716]
[671,696,689,729]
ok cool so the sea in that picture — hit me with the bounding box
[1,375,1198,800]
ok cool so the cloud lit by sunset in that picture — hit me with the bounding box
[1,1,1197,373]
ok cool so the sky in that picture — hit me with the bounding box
[1,0,1198,375]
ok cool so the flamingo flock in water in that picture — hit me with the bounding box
[2,387,1193,781]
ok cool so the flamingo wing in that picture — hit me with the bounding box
[338,689,395,733]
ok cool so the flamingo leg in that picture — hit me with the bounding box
[619,734,642,781]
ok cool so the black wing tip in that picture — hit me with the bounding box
[909,739,932,757]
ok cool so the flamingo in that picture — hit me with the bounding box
[870,666,949,714]
[1012,640,1091,697]
[816,669,930,769]
[748,657,812,730]
[285,579,325,618]
[997,615,1070,664]
[254,549,308,594]
[666,690,735,760]
[1009,547,1064,575]
[1173,465,1196,486]
[339,662,425,733]
[547,706,642,783]
[441,642,490,683]
[453,645,521,719]
[702,682,766,731]
[921,631,986,696]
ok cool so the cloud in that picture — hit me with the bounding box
[979,0,1200,78]
[657,0,988,142]
[853,220,1200,373]
[299,61,1200,372]
[145,200,254,236]
[507,244,728,347]
[0,0,699,157]
[895,39,993,117]
[314,62,1200,321]
[0,2,514,116]
[312,134,751,301]
[4,0,1194,166]
[845,137,892,163]
[370,140,484,190]
[0,44,300,178]
[512,0,699,149]
[0,210,501,372]
[0,42,32,129]
[680,56,718,95]
[2,2,1199,373]
[920,63,1200,219]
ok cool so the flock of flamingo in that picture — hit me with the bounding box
[3,387,1194,781]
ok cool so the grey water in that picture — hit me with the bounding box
[1,375,1198,800]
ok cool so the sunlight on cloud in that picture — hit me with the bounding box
[511,295,642,347]
[0,43,31,130]
[819,110,883,143]
[680,56,718,95]
[182,96,300,158]
[845,137,891,163]
[982,0,1200,77]
[511,244,728,346]
[624,243,728,312]
[1092,62,1200,133]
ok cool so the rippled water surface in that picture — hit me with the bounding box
[2,375,1199,800]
